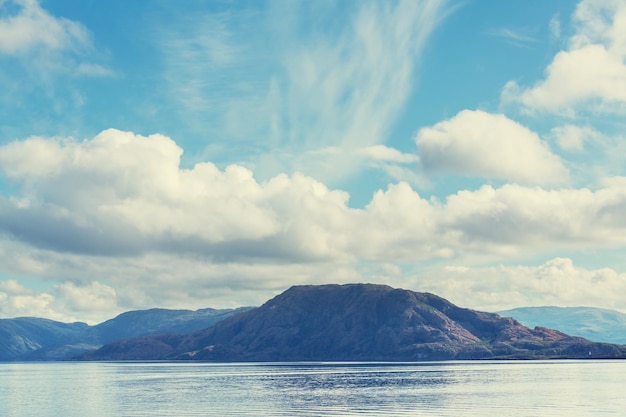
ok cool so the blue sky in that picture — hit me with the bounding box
[2,0,626,323]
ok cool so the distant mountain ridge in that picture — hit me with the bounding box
[76,284,626,362]
[0,307,250,361]
[497,306,626,345]
[0,318,92,361]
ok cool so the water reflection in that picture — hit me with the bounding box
[1,361,625,416]
[250,364,454,415]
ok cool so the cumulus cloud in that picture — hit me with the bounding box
[502,0,626,114]
[0,279,120,323]
[0,238,365,322]
[441,183,618,253]
[0,129,353,260]
[3,130,626,320]
[415,109,569,185]
[2,129,626,264]
[0,280,55,317]
[56,281,118,315]
[419,258,626,313]
[355,182,452,260]
[355,179,626,262]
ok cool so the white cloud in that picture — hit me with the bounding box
[3,130,626,320]
[0,129,353,260]
[502,0,626,115]
[0,280,59,320]
[2,129,626,265]
[503,45,626,114]
[355,178,626,264]
[0,279,120,323]
[56,281,118,315]
[415,109,569,185]
[356,145,426,187]
[0,239,365,322]
[375,164,430,189]
[0,0,90,55]
[355,182,451,261]
[359,145,418,163]
[548,124,603,151]
[4,252,626,323]
[418,258,626,313]
[0,135,69,178]
[571,0,625,52]
[0,0,113,80]
[442,184,594,253]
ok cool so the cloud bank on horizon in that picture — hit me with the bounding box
[1,0,626,323]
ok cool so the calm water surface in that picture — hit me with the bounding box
[1,360,625,416]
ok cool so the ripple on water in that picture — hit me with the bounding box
[0,361,624,417]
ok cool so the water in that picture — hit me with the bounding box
[1,360,625,416]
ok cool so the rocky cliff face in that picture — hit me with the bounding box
[77,284,626,361]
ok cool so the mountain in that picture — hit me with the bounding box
[497,306,626,345]
[0,318,94,361]
[91,307,250,342]
[0,307,249,361]
[76,284,626,361]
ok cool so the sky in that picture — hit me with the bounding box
[2,0,626,324]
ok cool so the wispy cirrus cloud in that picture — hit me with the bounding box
[156,0,450,185]
[485,27,538,48]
